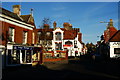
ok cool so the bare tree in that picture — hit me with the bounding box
[39,17,52,29]
[38,17,52,51]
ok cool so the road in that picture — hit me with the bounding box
[2,55,120,80]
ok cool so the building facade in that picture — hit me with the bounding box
[0,5,84,68]
[0,5,37,68]
[102,19,120,58]
[109,30,120,58]
[36,22,84,57]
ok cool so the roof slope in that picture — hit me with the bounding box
[1,7,22,21]
[109,30,120,42]
[0,7,35,26]
[63,30,78,40]
[20,15,31,22]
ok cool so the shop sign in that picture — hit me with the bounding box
[13,46,34,50]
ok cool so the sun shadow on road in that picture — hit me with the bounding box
[2,58,120,80]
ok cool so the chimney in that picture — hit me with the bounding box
[43,24,49,29]
[53,21,57,29]
[63,22,70,30]
[108,19,113,27]
[13,5,21,15]
[63,22,73,30]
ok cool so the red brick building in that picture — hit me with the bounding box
[101,19,120,58]
[104,19,118,43]
[0,5,37,68]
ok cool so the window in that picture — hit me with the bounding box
[55,43,62,50]
[37,32,41,43]
[23,31,27,44]
[114,48,120,54]
[46,32,51,36]
[8,27,15,42]
[32,32,35,44]
[65,41,72,45]
[47,40,52,45]
[55,32,61,40]
[74,40,77,48]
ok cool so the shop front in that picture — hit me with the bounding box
[13,46,34,64]
[110,42,120,58]
[6,45,42,66]
[6,45,34,65]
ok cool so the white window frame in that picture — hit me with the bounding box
[8,27,15,42]
[23,31,27,44]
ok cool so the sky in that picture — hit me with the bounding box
[1,2,119,44]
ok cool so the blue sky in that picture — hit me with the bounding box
[2,2,119,44]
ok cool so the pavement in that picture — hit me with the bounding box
[2,55,120,80]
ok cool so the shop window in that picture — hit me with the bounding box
[8,27,15,42]
[11,50,20,64]
[26,50,32,63]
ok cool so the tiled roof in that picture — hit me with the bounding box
[0,7,35,26]
[36,28,81,41]
[109,30,120,42]
[78,33,82,43]
[1,7,22,21]
[20,15,31,23]
[63,30,78,40]
[20,15,35,26]
[104,26,117,43]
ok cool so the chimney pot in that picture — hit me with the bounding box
[53,21,57,29]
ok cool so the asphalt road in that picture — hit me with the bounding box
[2,56,120,80]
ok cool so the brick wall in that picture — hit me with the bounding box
[104,27,117,43]
[0,21,33,46]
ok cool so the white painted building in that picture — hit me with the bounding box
[52,22,83,57]
[36,22,83,57]
[110,42,120,58]
[109,30,120,58]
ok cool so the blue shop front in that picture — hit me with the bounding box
[6,45,42,66]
